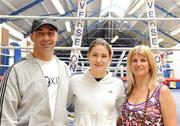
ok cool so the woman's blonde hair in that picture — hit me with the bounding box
[126,45,157,96]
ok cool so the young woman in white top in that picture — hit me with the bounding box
[68,38,125,126]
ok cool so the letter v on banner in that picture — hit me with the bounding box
[69,0,86,73]
[146,0,164,81]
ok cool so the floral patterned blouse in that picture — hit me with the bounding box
[121,84,164,126]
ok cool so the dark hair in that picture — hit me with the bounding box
[87,38,112,56]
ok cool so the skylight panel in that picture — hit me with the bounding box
[100,0,132,17]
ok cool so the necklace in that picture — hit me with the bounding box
[121,89,150,126]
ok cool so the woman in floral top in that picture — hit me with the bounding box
[117,45,177,126]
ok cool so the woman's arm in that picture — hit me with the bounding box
[160,85,177,126]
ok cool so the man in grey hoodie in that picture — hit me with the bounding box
[0,19,71,126]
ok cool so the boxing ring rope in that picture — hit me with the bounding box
[1,46,180,85]
[1,46,180,51]
[0,52,11,56]
[120,77,180,86]
[0,65,9,67]
[162,78,180,85]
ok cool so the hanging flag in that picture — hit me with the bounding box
[69,0,86,73]
[146,0,164,79]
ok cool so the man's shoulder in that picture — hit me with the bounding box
[10,57,27,68]
[13,54,34,67]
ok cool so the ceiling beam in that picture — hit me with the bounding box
[10,0,44,15]
[0,0,44,24]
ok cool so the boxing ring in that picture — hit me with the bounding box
[1,46,180,88]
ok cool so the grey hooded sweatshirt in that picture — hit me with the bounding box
[0,54,70,126]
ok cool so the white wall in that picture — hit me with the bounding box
[171,44,180,78]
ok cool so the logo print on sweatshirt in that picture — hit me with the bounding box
[45,76,60,87]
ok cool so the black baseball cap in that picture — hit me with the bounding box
[31,19,58,33]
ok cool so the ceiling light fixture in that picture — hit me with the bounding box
[51,0,65,14]
[65,21,71,32]
[111,35,119,43]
